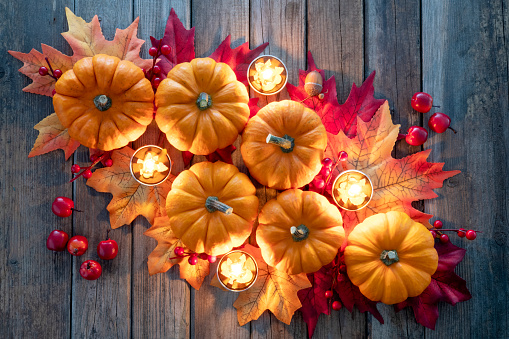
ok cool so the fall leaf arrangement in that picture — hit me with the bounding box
[11,7,478,337]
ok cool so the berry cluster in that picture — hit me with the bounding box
[429,219,479,243]
[400,92,456,146]
[323,258,345,312]
[145,39,171,89]
[309,151,348,195]
[70,152,113,182]
[38,58,63,96]
[173,246,217,265]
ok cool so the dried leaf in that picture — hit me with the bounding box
[232,245,311,325]
[86,147,175,228]
[62,7,151,69]
[8,44,72,97]
[145,216,210,289]
[28,113,80,160]
[209,35,268,85]
[325,102,460,233]
[205,145,236,164]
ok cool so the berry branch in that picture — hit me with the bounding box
[69,153,109,182]
[146,39,171,89]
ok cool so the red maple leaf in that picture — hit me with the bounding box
[248,97,261,119]
[395,241,472,329]
[209,35,268,85]
[151,8,195,77]
[205,144,237,164]
[298,266,333,338]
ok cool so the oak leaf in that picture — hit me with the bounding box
[28,113,80,160]
[144,216,210,289]
[8,44,72,97]
[325,101,460,233]
[86,147,175,228]
[62,7,151,69]
[230,245,311,325]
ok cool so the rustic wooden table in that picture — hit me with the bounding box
[1,0,507,338]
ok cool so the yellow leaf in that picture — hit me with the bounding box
[28,113,80,160]
[232,245,311,325]
[87,147,175,228]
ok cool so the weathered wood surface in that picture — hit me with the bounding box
[1,0,508,338]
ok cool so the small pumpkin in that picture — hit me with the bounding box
[344,211,438,305]
[166,161,259,256]
[256,189,345,274]
[241,100,327,190]
[53,54,154,151]
[155,58,250,155]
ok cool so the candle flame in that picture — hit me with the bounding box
[220,254,254,286]
[252,59,284,92]
[137,152,169,179]
[262,69,274,80]
[337,177,368,206]
[348,184,362,196]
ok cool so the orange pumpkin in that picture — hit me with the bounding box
[344,211,438,304]
[166,161,259,256]
[155,58,250,155]
[53,54,154,151]
[241,100,327,190]
[256,189,345,274]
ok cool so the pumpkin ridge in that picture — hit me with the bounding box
[178,213,209,245]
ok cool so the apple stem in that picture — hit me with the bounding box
[432,105,440,108]
[106,229,111,240]
[70,208,82,213]
[397,133,407,140]
[448,126,458,134]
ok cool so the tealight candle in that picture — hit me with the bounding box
[217,250,258,292]
[129,145,171,186]
[332,170,373,211]
[247,55,288,95]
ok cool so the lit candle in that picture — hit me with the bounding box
[247,55,288,95]
[332,170,373,211]
[217,250,258,292]
[130,145,171,186]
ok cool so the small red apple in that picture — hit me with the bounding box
[67,235,88,256]
[79,260,102,280]
[46,230,69,251]
[97,238,118,260]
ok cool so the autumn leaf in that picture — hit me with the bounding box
[144,216,210,290]
[205,145,236,164]
[209,35,268,85]
[395,241,471,330]
[325,101,460,233]
[151,8,195,77]
[8,44,72,97]
[230,245,311,325]
[28,113,80,160]
[248,97,261,119]
[62,7,151,69]
[86,147,175,228]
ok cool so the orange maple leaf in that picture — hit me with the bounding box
[28,113,80,160]
[144,216,210,289]
[8,44,72,97]
[325,101,460,233]
[86,147,175,228]
[61,7,151,69]
[215,244,311,326]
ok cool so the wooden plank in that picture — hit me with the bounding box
[0,1,74,338]
[70,2,133,337]
[423,0,509,338]
[364,0,424,337]
[131,3,192,338]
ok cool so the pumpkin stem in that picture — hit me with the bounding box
[94,95,112,111]
[380,250,399,266]
[196,92,212,110]
[290,225,309,242]
[266,134,295,153]
[205,196,233,215]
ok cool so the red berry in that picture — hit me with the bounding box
[53,69,63,78]
[199,253,209,260]
[46,230,69,251]
[321,158,333,167]
[149,47,158,57]
[320,167,331,177]
[339,151,348,161]
[325,290,333,299]
[433,220,443,229]
[104,159,113,167]
[188,256,198,265]
[312,177,325,189]
[153,77,162,87]
[161,45,171,55]
[439,234,449,243]
[80,260,102,280]
[152,65,161,74]
[405,126,428,146]
[97,238,118,260]
[52,196,74,218]
[339,264,346,272]
[71,164,81,173]
[83,169,93,179]
[430,230,437,238]
[67,235,88,256]
[174,247,184,256]
[428,112,452,133]
[466,230,477,240]
[52,89,56,96]
[411,92,433,113]
[39,66,48,76]
[208,255,217,263]
[457,228,466,238]
[332,300,342,311]
[337,274,345,282]
[90,154,98,162]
